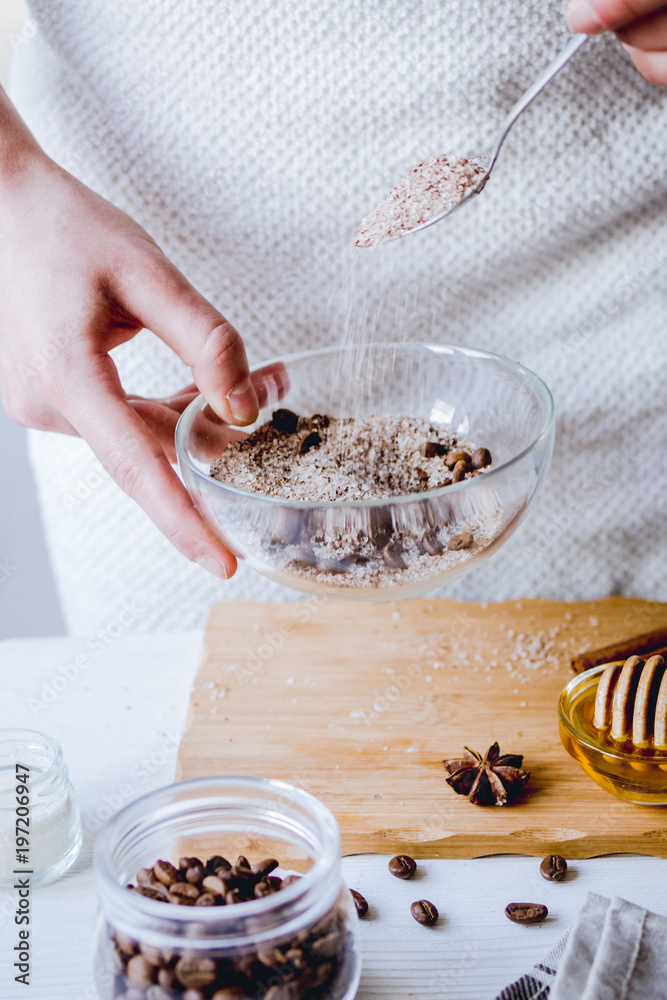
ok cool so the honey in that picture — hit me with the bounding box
[558,665,667,805]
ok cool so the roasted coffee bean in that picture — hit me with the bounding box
[175,956,218,990]
[310,931,344,959]
[225,888,242,905]
[410,900,438,926]
[157,969,177,990]
[127,954,156,987]
[451,459,470,483]
[178,856,202,871]
[194,892,216,906]
[140,943,172,966]
[416,467,429,483]
[271,409,300,434]
[202,875,226,896]
[251,858,279,879]
[135,885,169,901]
[471,447,492,470]
[254,879,276,898]
[298,430,322,455]
[448,531,474,551]
[388,855,417,880]
[540,855,568,882]
[153,860,180,887]
[206,855,231,873]
[445,449,471,468]
[505,902,548,925]
[185,865,206,884]
[350,889,368,917]
[368,509,394,547]
[383,539,407,569]
[168,882,200,901]
[423,441,446,458]
[137,867,159,886]
[309,413,330,429]
[421,529,444,556]
[115,933,137,958]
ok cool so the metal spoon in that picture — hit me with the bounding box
[358,33,588,245]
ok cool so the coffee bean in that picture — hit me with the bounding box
[157,969,177,989]
[451,459,470,483]
[175,956,218,990]
[185,865,205,884]
[383,539,407,569]
[368,509,394,547]
[540,855,568,882]
[255,879,275,898]
[194,892,216,906]
[445,449,471,468]
[206,855,231,873]
[309,413,330,430]
[178,856,202,870]
[201,875,226,896]
[471,447,492,470]
[127,954,156,988]
[416,467,429,483]
[168,882,200,902]
[251,857,279,879]
[135,885,168,901]
[350,889,368,917]
[114,934,137,958]
[298,430,322,455]
[271,409,300,434]
[423,441,446,458]
[410,900,438,926]
[388,855,417,880]
[421,529,444,556]
[505,902,548,924]
[136,867,158,886]
[153,860,180,887]
[448,531,474,551]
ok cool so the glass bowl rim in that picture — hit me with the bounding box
[175,341,555,510]
[557,662,667,763]
[93,775,342,925]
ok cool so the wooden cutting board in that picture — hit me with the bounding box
[176,597,667,858]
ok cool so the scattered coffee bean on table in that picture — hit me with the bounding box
[388,855,417,880]
[505,902,548,925]
[350,889,369,917]
[540,855,568,882]
[410,900,439,926]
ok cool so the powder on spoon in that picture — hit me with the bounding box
[355,153,486,248]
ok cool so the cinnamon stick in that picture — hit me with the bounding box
[571,627,667,674]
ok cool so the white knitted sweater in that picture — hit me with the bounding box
[9,0,667,633]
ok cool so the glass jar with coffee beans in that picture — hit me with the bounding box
[93,777,361,1000]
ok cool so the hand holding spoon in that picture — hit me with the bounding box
[355,33,588,247]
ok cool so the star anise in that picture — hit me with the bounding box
[442,742,530,806]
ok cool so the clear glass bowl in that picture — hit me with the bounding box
[175,343,555,601]
[559,665,667,805]
[94,776,360,999]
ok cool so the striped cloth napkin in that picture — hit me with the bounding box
[496,892,667,1000]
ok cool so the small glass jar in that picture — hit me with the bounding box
[94,777,361,1000]
[0,728,82,886]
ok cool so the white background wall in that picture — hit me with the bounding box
[0,0,66,638]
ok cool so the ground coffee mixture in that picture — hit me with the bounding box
[210,412,489,501]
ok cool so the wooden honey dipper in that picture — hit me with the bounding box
[594,655,667,747]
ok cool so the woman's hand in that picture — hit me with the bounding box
[0,88,275,581]
[567,0,667,84]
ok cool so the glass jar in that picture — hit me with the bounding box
[94,777,361,1000]
[0,728,82,886]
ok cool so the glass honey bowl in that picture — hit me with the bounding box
[559,663,667,805]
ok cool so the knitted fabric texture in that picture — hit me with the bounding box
[9,0,667,633]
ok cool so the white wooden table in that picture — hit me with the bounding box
[2,632,667,1000]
